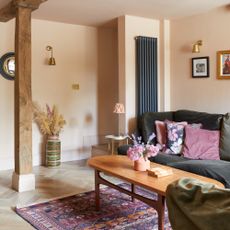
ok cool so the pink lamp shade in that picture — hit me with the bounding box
[113,103,125,114]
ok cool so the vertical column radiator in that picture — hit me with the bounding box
[136,36,158,117]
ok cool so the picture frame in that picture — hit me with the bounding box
[192,56,209,78]
[217,50,230,79]
[0,52,15,80]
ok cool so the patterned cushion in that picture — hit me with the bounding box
[166,121,187,154]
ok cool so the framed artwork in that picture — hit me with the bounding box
[0,52,15,80]
[217,50,230,79]
[192,56,209,78]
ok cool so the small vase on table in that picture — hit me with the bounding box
[134,157,150,171]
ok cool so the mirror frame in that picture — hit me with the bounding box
[0,52,15,80]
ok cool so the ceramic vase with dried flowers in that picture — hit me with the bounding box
[127,133,159,171]
[33,103,66,167]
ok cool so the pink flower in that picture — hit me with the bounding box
[127,145,145,161]
[145,145,159,158]
[127,133,159,161]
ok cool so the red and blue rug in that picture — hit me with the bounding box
[16,183,171,230]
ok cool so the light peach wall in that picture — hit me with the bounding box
[0,19,98,170]
[0,20,15,170]
[32,20,98,165]
[171,6,230,113]
[118,15,161,134]
[97,26,118,138]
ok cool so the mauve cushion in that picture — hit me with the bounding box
[155,120,166,146]
[183,126,220,160]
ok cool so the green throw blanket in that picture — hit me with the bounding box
[166,178,230,230]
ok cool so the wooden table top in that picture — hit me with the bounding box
[88,155,224,196]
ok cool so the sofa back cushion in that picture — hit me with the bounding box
[174,110,223,130]
[141,112,173,143]
[220,113,230,161]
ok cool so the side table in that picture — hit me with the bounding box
[105,135,129,154]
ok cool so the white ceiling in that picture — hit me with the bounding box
[0,0,230,26]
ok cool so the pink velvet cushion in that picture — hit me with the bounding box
[183,126,220,160]
[155,120,166,146]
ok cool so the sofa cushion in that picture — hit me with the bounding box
[174,110,223,130]
[183,126,220,160]
[166,121,187,154]
[149,152,190,166]
[141,111,173,143]
[220,113,230,161]
[168,160,230,188]
[155,120,167,146]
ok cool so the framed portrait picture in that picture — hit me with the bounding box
[217,50,230,79]
[192,56,209,78]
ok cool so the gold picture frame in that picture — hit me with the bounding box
[217,50,230,79]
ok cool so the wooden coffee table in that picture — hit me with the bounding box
[88,155,224,230]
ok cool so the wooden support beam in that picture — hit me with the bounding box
[0,0,47,22]
[14,6,32,175]
[7,0,47,192]
[12,5,34,192]
[0,2,16,22]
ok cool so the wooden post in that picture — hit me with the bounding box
[0,0,47,192]
[12,4,34,192]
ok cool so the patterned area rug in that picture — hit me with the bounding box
[16,183,171,230]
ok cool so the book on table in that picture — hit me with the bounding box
[147,167,173,178]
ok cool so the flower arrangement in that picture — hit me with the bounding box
[33,103,66,137]
[127,133,159,161]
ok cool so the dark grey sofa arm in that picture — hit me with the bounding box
[117,144,132,155]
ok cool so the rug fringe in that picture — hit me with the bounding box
[15,190,91,209]
[15,183,117,209]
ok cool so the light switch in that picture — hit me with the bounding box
[72,84,79,90]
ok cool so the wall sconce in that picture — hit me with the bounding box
[46,46,56,65]
[192,40,203,53]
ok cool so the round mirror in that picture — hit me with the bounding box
[0,52,15,80]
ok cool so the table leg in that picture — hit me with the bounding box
[111,139,114,155]
[157,195,165,230]
[131,184,135,202]
[95,170,100,211]
[107,142,111,152]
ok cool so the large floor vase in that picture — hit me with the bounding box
[46,135,61,167]
[134,158,150,171]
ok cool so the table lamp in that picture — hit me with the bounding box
[113,103,125,137]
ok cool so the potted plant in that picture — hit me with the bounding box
[127,133,159,171]
[33,103,66,167]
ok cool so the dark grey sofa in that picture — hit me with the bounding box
[118,110,230,188]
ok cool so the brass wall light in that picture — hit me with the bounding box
[192,40,203,53]
[46,46,56,65]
